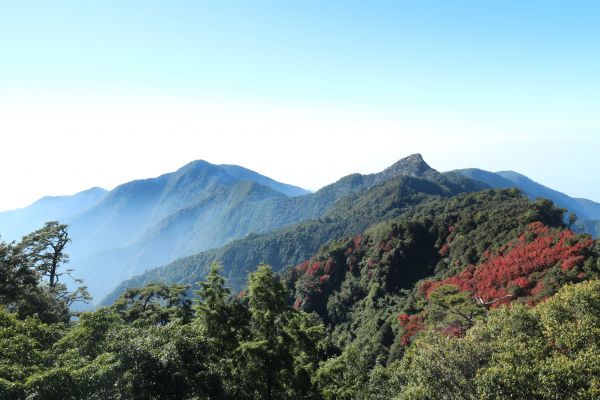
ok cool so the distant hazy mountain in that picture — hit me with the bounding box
[102,155,487,304]
[65,161,309,256]
[0,160,309,303]
[454,168,600,237]
[0,187,108,241]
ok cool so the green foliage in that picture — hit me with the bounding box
[1,185,598,399]
[425,284,485,331]
[391,280,600,399]
[234,265,325,400]
[112,282,192,326]
[0,222,88,323]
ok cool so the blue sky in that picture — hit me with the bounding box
[0,1,599,210]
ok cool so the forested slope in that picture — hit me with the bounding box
[103,170,485,304]
[2,187,598,399]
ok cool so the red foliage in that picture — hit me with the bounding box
[319,274,330,283]
[439,243,450,257]
[293,297,302,310]
[418,280,434,296]
[296,259,311,272]
[424,223,593,306]
[307,260,322,276]
[397,313,425,345]
[439,325,466,338]
[378,239,393,252]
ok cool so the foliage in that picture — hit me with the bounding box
[0,222,89,323]
[1,184,599,399]
[394,280,600,399]
[112,282,192,326]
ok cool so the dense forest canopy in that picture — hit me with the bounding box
[1,189,599,399]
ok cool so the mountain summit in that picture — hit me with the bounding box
[380,153,437,180]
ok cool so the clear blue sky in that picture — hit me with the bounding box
[0,1,599,210]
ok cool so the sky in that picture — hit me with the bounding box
[0,1,599,211]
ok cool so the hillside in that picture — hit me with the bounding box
[455,168,600,237]
[0,160,314,303]
[85,154,487,303]
[102,163,486,304]
[277,189,599,398]
[4,183,598,400]
[66,160,310,256]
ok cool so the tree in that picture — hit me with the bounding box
[236,264,324,400]
[0,240,37,310]
[237,265,289,400]
[195,262,248,349]
[426,284,485,331]
[389,280,600,399]
[19,222,90,308]
[568,212,578,229]
[20,221,69,288]
[316,345,372,400]
[112,282,192,326]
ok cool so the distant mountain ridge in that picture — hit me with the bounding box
[454,168,600,237]
[0,160,310,303]
[4,155,598,307]
[101,156,487,304]
[0,187,108,241]
[86,154,471,302]
[3,155,463,304]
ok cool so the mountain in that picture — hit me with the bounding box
[102,157,487,304]
[6,184,598,400]
[66,161,310,256]
[0,187,108,242]
[454,168,600,237]
[2,154,470,304]
[283,188,571,337]
[90,154,487,303]
[0,161,309,302]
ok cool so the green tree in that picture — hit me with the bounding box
[0,308,65,400]
[236,264,323,400]
[316,345,372,400]
[112,282,192,326]
[389,280,600,400]
[19,222,90,315]
[195,262,248,349]
[426,284,485,331]
[1,223,87,323]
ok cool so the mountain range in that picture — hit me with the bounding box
[1,154,598,306]
[454,168,600,236]
[0,161,309,303]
